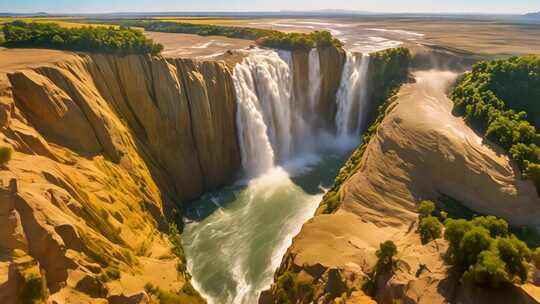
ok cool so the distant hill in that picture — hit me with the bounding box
[0,12,48,17]
[523,11,540,19]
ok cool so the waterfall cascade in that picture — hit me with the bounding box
[233,49,371,178]
[187,48,375,304]
[336,52,371,137]
[232,49,324,178]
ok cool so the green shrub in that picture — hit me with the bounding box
[463,249,509,288]
[444,216,532,287]
[419,216,443,244]
[532,247,540,268]
[418,200,436,219]
[2,21,163,55]
[0,145,12,166]
[168,223,188,276]
[470,216,509,238]
[376,240,398,271]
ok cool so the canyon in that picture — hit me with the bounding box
[0,43,372,303]
[0,18,539,304]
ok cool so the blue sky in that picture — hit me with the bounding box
[1,0,539,14]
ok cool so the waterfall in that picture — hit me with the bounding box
[233,48,370,179]
[232,55,276,178]
[336,52,371,137]
[308,48,322,114]
[233,48,332,178]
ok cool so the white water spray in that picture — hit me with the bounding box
[336,52,371,137]
[232,49,328,178]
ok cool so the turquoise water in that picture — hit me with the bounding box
[182,146,353,304]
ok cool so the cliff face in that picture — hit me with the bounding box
[8,54,241,202]
[264,70,540,303]
[0,50,241,303]
[0,45,348,303]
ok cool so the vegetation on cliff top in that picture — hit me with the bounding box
[2,20,163,55]
[317,47,411,214]
[95,19,343,50]
[416,200,537,288]
[451,55,540,194]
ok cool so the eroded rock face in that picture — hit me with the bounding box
[266,70,540,303]
[0,51,244,303]
[8,54,242,201]
[0,44,348,303]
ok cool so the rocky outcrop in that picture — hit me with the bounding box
[265,70,540,303]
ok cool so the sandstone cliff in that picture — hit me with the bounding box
[0,48,241,303]
[264,70,540,303]
[0,43,348,303]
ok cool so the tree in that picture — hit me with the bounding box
[460,227,493,267]
[444,218,473,263]
[418,200,436,219]
[471,216,509,238]
[495,236,530,283]
[376,240,398,271]
[419,216,443,244]
[463,249,509,288]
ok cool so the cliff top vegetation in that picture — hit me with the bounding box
[2,20,163,55]
[451,55,540,194]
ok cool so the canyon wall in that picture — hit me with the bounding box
[0,44,346,303]
[0,51,245,303]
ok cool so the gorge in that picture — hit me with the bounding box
[0,39,409,303]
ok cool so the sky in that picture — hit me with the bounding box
[1,0,539,15]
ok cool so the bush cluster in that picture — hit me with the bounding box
[451,56,540,193]
[444,216,532,287]
[113,20,343,51]
[2,20,163,55]
[418,200,443,244]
